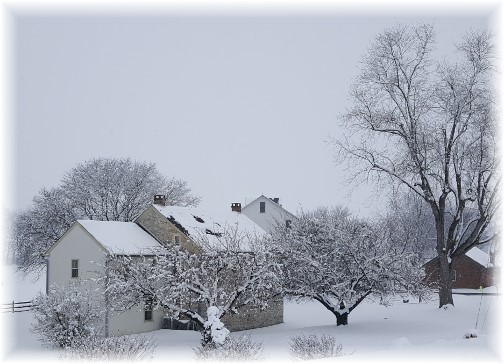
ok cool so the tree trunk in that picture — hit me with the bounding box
[201,327,213,346]
[437,253,454,307]
[336,312,348,326]
[432,203,454,308]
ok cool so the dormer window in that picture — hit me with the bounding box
[260,202,265,213]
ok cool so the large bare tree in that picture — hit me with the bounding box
[335,24,499,307]
[381,191,436,262]
[10,157,201,276]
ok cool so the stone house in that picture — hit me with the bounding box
[44,195,285,336]
[135,195,284,331]
[135,195,265,252]
[423,247,496,289]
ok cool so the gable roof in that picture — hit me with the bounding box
[77,220,162,255]
[465,247,492,268]
[242,194,297,218]
[424,246,492,268]
[153,205,265,250]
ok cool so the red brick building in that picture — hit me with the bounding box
[424,247,496,289]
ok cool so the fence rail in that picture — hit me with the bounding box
[2,301,36,313]
[452,292,500,296]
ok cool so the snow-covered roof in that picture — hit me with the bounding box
[78,220,162,255]
[465,247,492,268]
[153,205,265,250]
[242,194,296,218]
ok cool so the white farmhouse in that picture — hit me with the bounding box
[239,195,297,233]
[44,220,166,337]
[43,194,290,337]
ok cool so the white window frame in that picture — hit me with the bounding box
[71,259,79,278]
[144,296,153,321]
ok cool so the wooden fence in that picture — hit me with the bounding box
[452,292,500,296]
[1,301,36,313]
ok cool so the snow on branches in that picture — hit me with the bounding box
[10,157,200,276]
[32,281,104,348]
[101,228,282,343]
[272,207,426,325]
[32,281,157,360]
[203,306,230,346]
[334,24,498,307]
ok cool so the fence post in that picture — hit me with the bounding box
[12,301,14,313]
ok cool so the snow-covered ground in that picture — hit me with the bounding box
[1,264,502,362]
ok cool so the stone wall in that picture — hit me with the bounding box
[135,205,202,254]
[221,298,284,331]
[135,205,284,332]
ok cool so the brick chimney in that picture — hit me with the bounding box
[231,203,242,213]
[154,194,167,206]
[270,197,280,204]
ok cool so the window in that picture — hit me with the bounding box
[174,235,180,244]
[260,201,266,213]
[451,269,457,282]
[286,220,292,229]
[144,296,153,321]
[71,259,79,278]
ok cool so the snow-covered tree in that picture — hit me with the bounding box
[10,157,200,276]
[102,228,282,345]
[63,158,200,219]
[11,187,77,276]
[272,207,426,326]
[334,24,499,307]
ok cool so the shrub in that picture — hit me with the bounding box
[193,334,264,361]
[62,334,156,361]
[31,282,103,348]
[32,282,156,361]
[289,333,343,360]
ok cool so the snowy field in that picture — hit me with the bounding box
[1,264,502,363]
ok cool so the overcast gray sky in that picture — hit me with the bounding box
[6,2,500,217]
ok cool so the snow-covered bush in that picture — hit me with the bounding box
[289,333,343,360]
[61,334,156,361]
[32,282,156,360]
[202,306,230,346]
[193,334,264,361]
[32,282,103,348]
